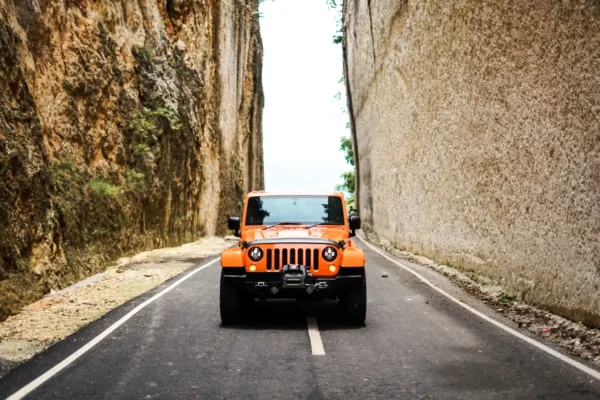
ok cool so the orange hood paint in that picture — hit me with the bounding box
[242,226,348,244]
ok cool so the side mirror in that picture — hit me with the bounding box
[228,217,241,237]
[349,215,361,237]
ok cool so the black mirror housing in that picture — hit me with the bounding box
[228,217,241,237]
[349,215,361,231]
[349,215,361,237]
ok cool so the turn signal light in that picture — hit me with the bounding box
[329,265,336,273]
[249,265,257,272]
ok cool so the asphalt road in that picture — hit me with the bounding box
[1,239,600,399]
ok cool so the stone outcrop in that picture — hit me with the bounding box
[344,0,600,326]
[0,0,264,320]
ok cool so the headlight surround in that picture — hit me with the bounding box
[322,246,338,262]
[248,247,264,262]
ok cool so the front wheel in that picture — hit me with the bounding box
[220,270,243,325]
[340,274,367,325]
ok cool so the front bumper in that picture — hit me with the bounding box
[222,266,364,299]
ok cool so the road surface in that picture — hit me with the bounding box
[1,238,599,399]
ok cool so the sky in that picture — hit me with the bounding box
[259,0,351,192]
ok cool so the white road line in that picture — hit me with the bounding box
[357,236,600,381]
[307,317,325,356]
[6,258,220,400]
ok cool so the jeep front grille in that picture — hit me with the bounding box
[266,248,320,271]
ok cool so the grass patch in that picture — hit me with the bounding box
[89,179,121,199]
[127,106,182,169]
[126,169,145,185]
[50,159,79,195]
[132,46,154,69]
[125,169,147,197]
[497,294,517,304]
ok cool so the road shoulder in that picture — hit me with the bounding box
[357,229,600,370]
[0,236,236,378]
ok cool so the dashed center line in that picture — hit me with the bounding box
[307,317,325,356]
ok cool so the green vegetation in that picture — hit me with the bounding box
[129,107,182,138]
[336,136,356,208]
[133,46,153,69]
[51,159,145,201]
[48,157,149,247]
[50,160,88,224]
[50,159,78,195]
[333,55,355,207]
[126,169,146,186]
[128,106,182,167]
[15,257,31,273]
[89,179,121,199]
[327,0,343,44]
[497,294,518,304]
[125,169,147,199]
[340,135,354,166]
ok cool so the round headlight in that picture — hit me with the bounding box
[248,247,264,262]
[322,247,338,262]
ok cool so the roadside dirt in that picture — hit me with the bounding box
[363,228,600,366]
[0,236,236,377]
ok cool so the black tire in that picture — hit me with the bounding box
[341,274,367,325]
[220,270,243,325]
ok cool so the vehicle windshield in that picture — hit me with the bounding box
[245,196,345,226]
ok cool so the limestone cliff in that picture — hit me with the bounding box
[0,0,264,320]
[344,1,600,326]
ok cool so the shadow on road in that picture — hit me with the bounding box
[220,299,364,331]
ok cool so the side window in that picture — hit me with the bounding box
[246,197,271,225]
[327,197,344,224]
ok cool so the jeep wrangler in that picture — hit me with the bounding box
[219,192,366,325]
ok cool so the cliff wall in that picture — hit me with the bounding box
[344,0,600,326]
[0,0,264,320]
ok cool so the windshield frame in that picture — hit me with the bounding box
[242,195,348,228]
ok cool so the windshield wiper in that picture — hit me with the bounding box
[262,222,303,230]
[304,222,336,229]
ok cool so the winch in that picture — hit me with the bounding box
[281,264,307,288]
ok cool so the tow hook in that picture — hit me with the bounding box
[256,282,268,288]
[306,282,328,294]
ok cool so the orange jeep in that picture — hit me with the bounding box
[220,191,366,325]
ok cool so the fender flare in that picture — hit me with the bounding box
[221,247,244,267]
[340,246,365,268]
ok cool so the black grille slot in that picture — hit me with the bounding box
[271,248,318,270]
[274,249,280,271]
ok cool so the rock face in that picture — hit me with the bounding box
[344,1,600,326]
[0,0,264,320]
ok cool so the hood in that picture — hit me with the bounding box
[243,227,347,244]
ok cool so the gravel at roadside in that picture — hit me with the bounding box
[363,227,600,366]
[0,236,236,378]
